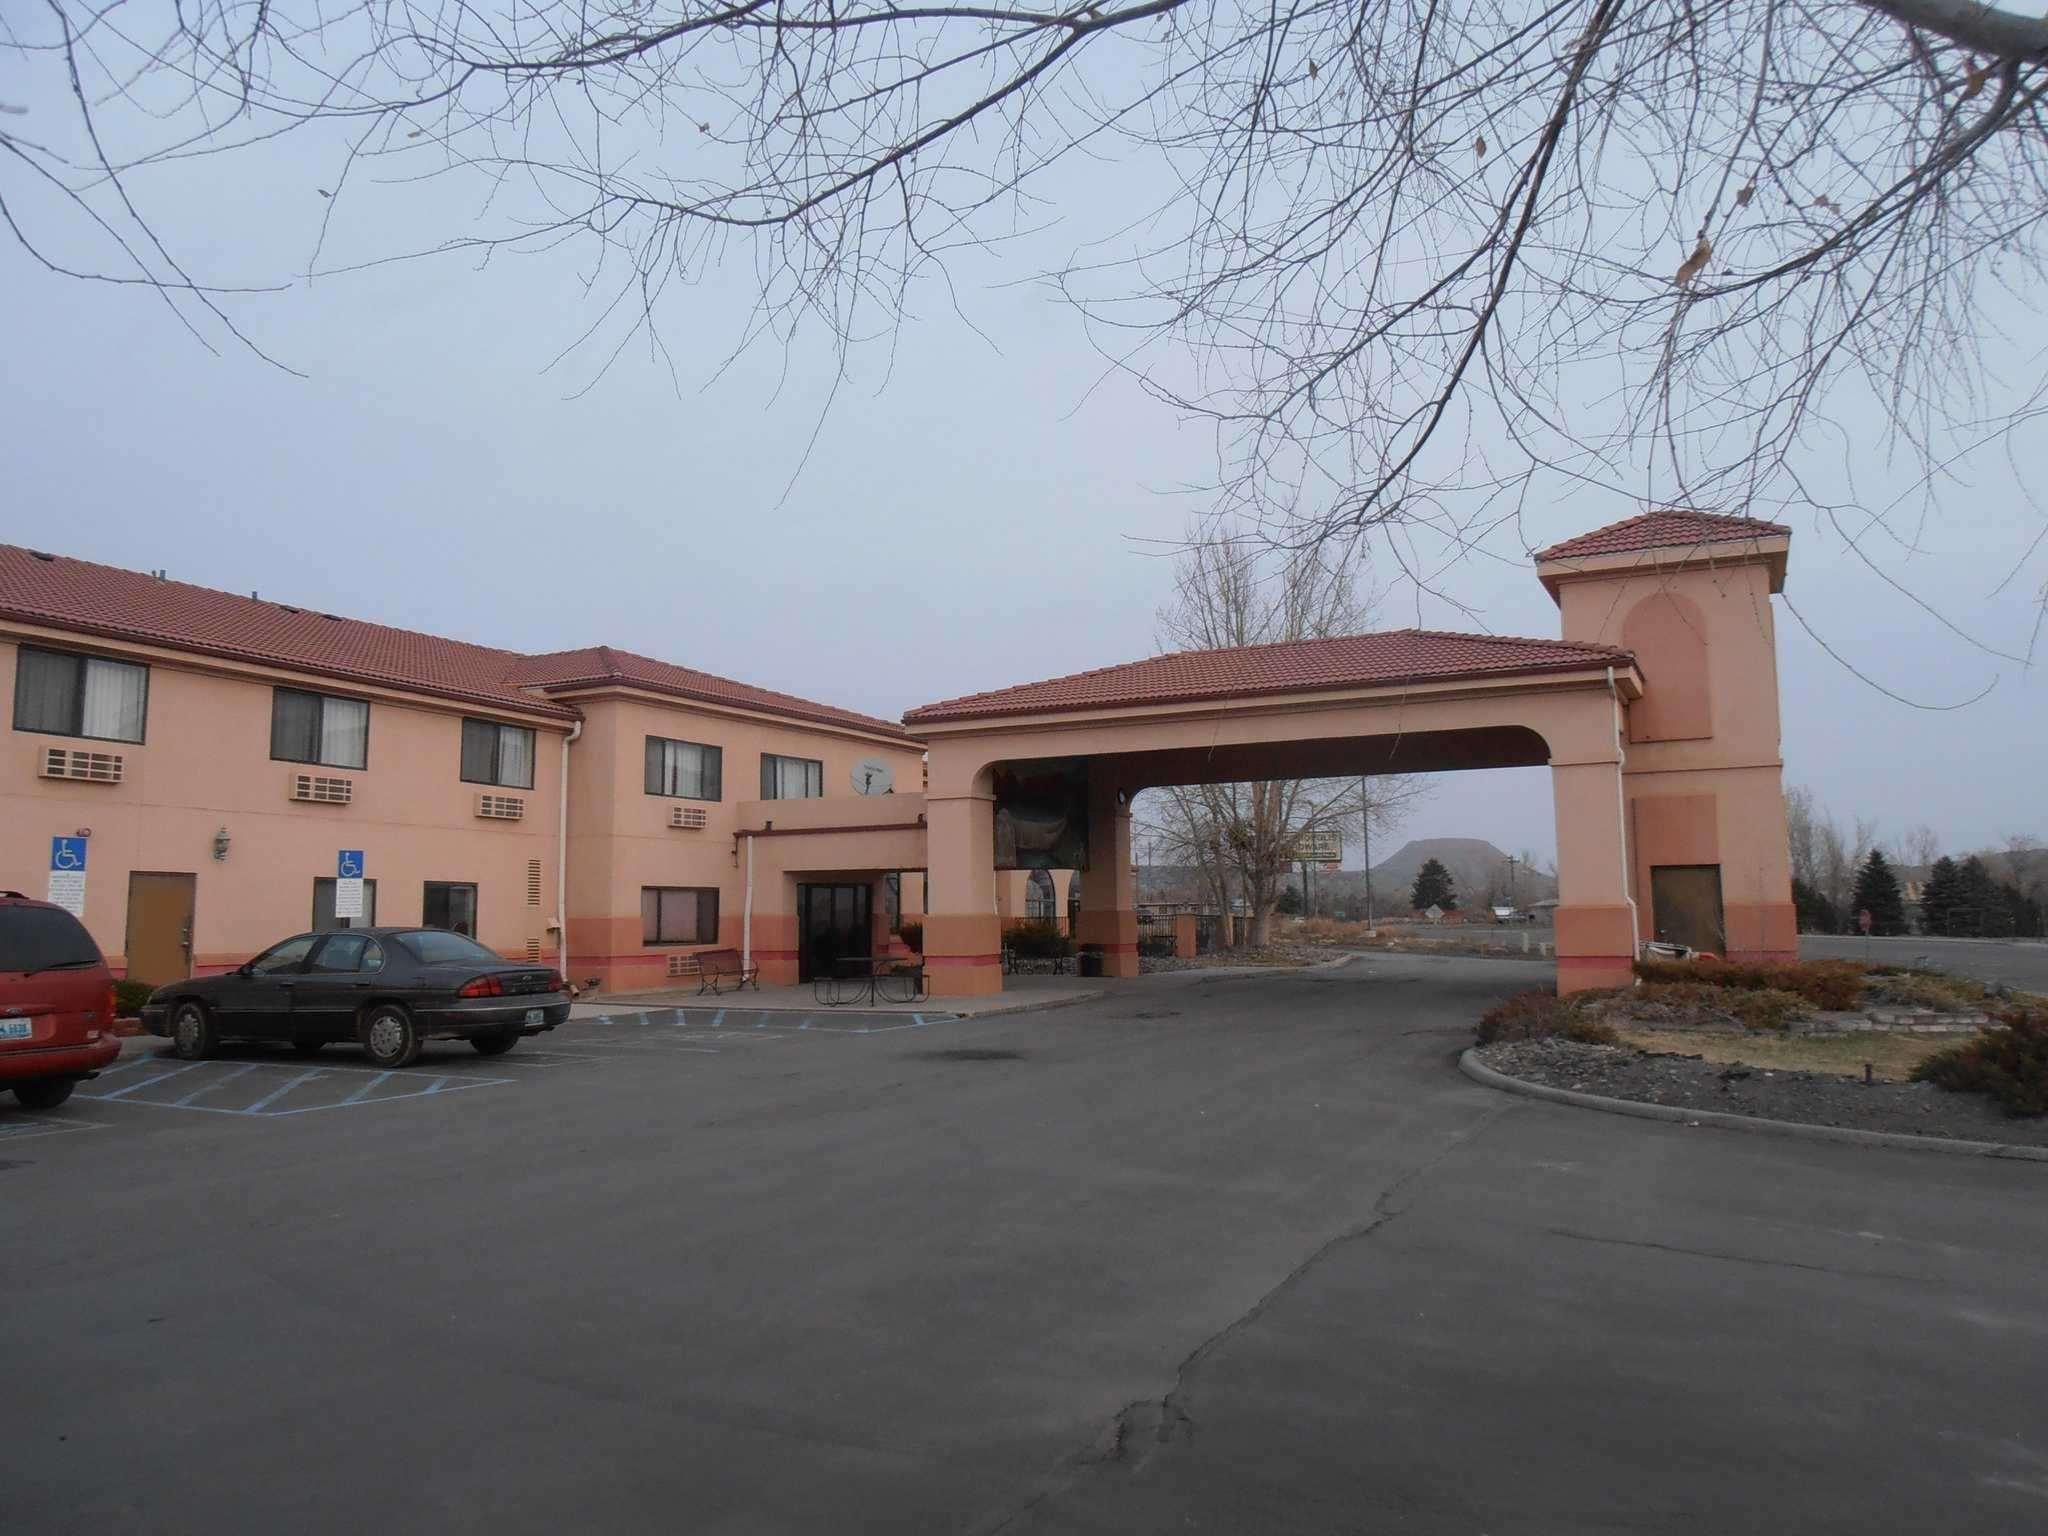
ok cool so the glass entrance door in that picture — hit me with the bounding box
[798,883,873,983]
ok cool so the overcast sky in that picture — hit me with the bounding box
[3,55,2043,872]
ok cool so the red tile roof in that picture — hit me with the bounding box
[904,630,1633,724]
[0,545,906,736]
[1534,510,1790,563]
[507,646,909,737]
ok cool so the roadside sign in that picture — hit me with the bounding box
[1425,903,1444,924]
[1291,828,1343,867]
[47,836,88,916]
[1857,908,1873,935]
[336,850,366,920]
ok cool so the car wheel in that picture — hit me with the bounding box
[169,1001,217,1061]
[13,1077,76,1111]
[291,1040,326,1056]
[470,1026,520,1057]
[362,1004,422,1068]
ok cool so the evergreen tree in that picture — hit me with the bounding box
[1954,856,2004,938]
[1850,849,1907,935]
[2003,882,2046,939]
[1410,858,1459,912]
[1275,885,1303,916]
[1792,878,1839,935]
[1918,855,1961,936]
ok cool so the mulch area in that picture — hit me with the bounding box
[1476,1037,2048,1149]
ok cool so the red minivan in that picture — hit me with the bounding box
[0,891,121,1110]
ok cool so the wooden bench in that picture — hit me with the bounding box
[694,948,761,996]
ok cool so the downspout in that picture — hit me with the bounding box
[742,832,755,973]
[1606,667,1641,958]
[557,718,582,986]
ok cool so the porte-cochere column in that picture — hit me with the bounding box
[1074,765,1138,978]
[1549,693,1639,994]
[923,746,1002,997]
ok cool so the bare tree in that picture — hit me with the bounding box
[1898,823,1941,869]
[7,2,2048,596]
[1137,524,1425,945]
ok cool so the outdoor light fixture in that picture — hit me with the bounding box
[212,827,231,861]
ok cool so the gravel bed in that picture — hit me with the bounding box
[1476,1037,2048,1148]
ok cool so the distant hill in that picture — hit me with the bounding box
[1367,838,1554,910]
[1135,835,1555,914]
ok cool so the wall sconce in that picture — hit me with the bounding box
[212,827,231,862]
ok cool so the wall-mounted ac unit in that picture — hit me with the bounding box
[39,748,124,784]
[670,805,709,830]
[476,793,526,821]
[666,952,703,978]
[289,773,353,805]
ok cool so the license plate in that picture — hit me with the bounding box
[523,1009,543,1026]
[0,1018,36,1040]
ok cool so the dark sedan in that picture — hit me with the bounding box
[141,928,569,1068]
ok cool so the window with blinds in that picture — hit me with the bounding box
[460,718,536,789]
[644,736,722,801]
[760,753,823,799]
[271,688,369,769]
[12,646,148,744]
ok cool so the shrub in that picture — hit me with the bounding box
[896,922,922,953]
[1911,1009,2048,1117]
[1003,921,1074,959]
[1865,970,1987,1012]
[1136,933,1176,958]
[1475,991,1619,1046]
[112,979,154,1017]
[1634,957,1866,1012]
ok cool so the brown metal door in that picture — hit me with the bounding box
[1650,865,1725,955]
[125,872,197,986]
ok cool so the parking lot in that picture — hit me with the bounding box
[5,954,2044,1535]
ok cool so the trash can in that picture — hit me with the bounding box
[1076,945,1104,978]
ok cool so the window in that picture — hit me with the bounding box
[0,903,102,972]
[645,736,722,800]
[395,929,503,966]
[272,688,369,769]
[760,753,823,799]
[423,881,479,937]
[641,886,720,946]
[12,646,148,743]
[307,934,385,974]
[249,934,319,975]
[461,719,535,789]
[311,877,378,931]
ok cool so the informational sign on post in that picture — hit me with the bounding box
[1290,827,1344,869]
[47,836,88,917]
[335,849,366,921]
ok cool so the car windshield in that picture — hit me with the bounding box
[0,904,103,974]
[395,929,505,966]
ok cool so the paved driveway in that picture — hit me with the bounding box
[1803,933,2048,992]
[5,956,2042,1534]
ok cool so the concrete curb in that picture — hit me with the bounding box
[1458,1048,2048,1164]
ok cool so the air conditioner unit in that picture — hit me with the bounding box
[39,748,124,784]
[476,793,526,821]
[289,773,353,805]
[666,952,703,978]
[670,805,709,830]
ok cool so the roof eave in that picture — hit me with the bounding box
[1535,535,1791,603]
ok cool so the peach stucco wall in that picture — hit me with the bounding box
[1552,552,1796,961]
[556,690,925,993]
[0,629,569,976]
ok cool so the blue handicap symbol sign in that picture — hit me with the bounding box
[337,849,365,879]
[50,836,88,872]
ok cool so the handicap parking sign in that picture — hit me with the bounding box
[47,836,88,916]
[337,849,365,879]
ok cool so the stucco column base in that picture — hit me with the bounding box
[1722,900,1798,965]
[1077,909,1140,979]
[1555,903,1636,995]
[1171,914,1198,960]
[924,912,1004,997]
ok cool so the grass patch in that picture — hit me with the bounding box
[1617,1025,1953,1083]
[1864,970,1989,1012]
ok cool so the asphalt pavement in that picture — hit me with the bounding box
[1803,932,2048,991]
[4,954,2043,1534]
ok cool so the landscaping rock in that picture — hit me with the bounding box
[1475,1037,2048,1148]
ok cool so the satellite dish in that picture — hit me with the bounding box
[852,757,896,796]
